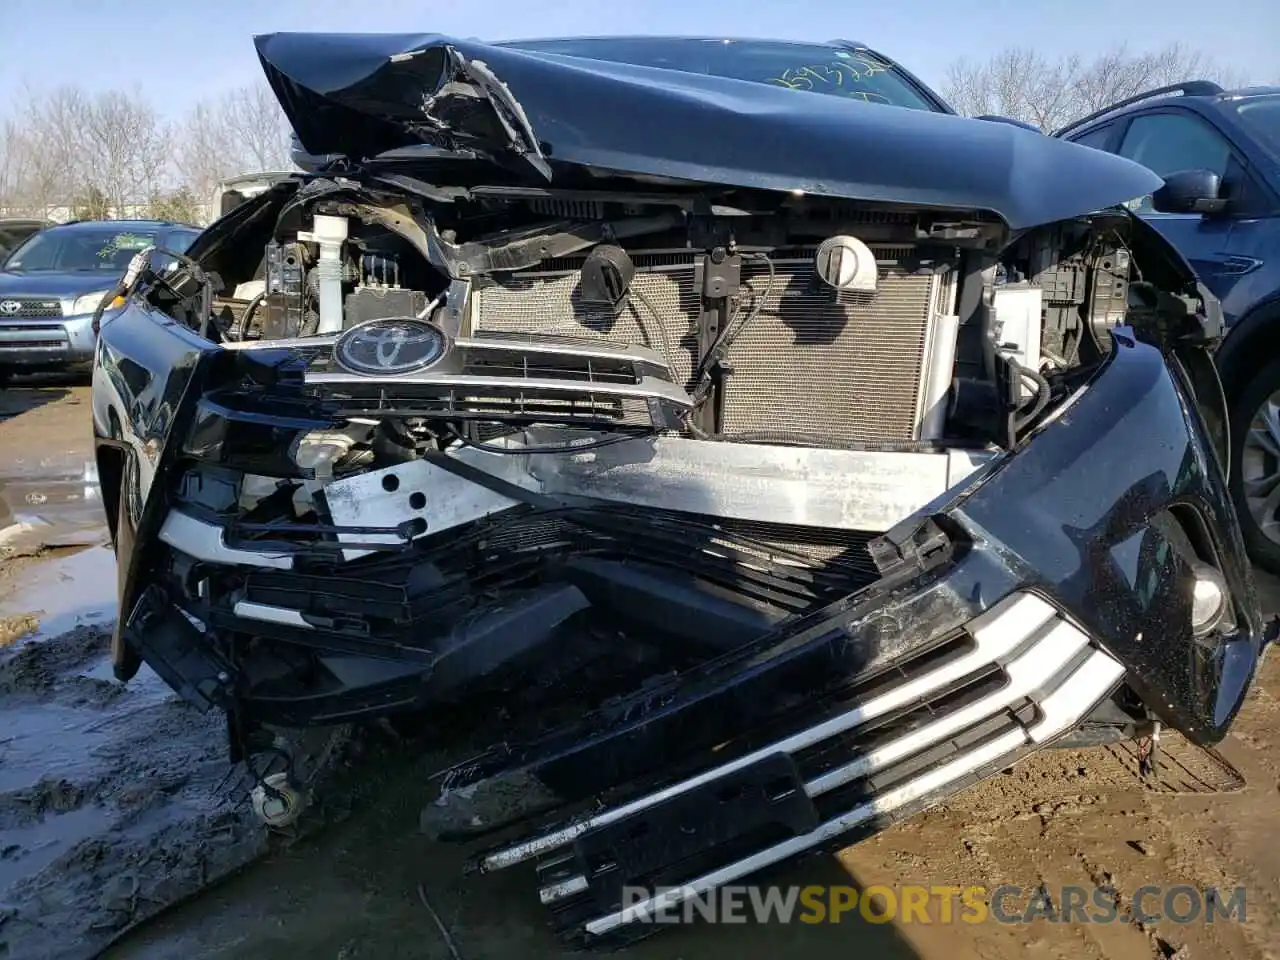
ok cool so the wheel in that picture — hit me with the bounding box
[1229,356,1280,573]
[0,367,11,389]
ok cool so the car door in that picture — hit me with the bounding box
[1110,108,1254,310]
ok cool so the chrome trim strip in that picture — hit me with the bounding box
[582,645,1123,935]
[158,510,295,570]
[801,619,1088,795]
[232,600,313,628]
[539,613,1094,906]
[587,728,1029,934]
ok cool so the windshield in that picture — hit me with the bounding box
[3,227,160,272]
[1235,95,1280,158]
[502,38,941,112]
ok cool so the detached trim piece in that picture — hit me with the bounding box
[159,509,295,570]
[480,592,1125,939]
[233,599,314,629]
[589,649,1119,936]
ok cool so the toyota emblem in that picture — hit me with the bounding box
[333,317,448,376]
[0,300,21,316]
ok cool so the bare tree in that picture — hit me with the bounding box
[8,84,86,215]
[176,101,234,202]
[221,84,293,172]
[176,83,294,201]
[942,43,1248,132]
[0,117,27,211]
[77,87,170,215]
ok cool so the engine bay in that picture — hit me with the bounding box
[177,177,1143,453]
[112,170,1214,731]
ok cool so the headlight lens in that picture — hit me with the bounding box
[1189,562,1230,637]
[72,290,126,315]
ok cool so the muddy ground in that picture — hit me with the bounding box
[2,375,1279,960]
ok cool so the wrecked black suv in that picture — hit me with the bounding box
[92,33,1268,945]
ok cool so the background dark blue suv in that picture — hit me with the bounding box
[1058,83,1280,571]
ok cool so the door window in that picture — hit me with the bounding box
[1070,123,1116,152]
[1117,112,1234,212]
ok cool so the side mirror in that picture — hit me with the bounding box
[1153,169,1229,215]
[974,114,1043,134]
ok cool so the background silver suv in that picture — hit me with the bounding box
[0,219,201,386]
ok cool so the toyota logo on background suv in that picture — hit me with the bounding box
[0,300,22,316]
[333,317,449,376]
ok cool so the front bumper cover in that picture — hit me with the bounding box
[97,319,1266,943]
[496,591,1123,937]
[0,310,103,367]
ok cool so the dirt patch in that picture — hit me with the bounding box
[0,623,112,694]
[0,613,39,647]
[98,660,1280,960]
[0,613,383,960]
[0,621,265,960]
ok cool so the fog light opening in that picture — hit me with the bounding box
[1190,562,1229,637]
[289,430,357,480]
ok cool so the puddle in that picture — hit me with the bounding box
[0,460,106,557]
[0,545,269,960]
[0,544,117,639]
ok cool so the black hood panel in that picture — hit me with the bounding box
[254,32,1162,230]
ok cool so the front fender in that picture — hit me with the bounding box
[93,302,217,679]
[959,329,1262,741]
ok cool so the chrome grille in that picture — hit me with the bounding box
[470,248,945,445]
[0,298,62,319]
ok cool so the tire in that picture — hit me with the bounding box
[0,367,11,390]
[1229,355,1280,573]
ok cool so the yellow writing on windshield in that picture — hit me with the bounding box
[768,53,892,103]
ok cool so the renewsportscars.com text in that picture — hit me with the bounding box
[618,884,1247,925]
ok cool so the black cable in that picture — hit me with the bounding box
[238,291,266,340]
[123,243,218,338]
[90,279,128,334]
[692,251,777,391]
[627,285,678,372]
[1013,365,1052,431]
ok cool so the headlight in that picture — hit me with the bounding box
[72,290,125,315]
[1189,562,1230,637]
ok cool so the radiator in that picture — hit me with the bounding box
[469,247,953,445]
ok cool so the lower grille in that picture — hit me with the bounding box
[470,248,950,445]
[479,592,1125,942]
[0,339,64,350]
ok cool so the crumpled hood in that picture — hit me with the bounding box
[254,32,1163,231]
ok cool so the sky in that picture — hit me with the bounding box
[0,0,1276,118]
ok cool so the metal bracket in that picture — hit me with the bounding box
[868,516,952,578]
